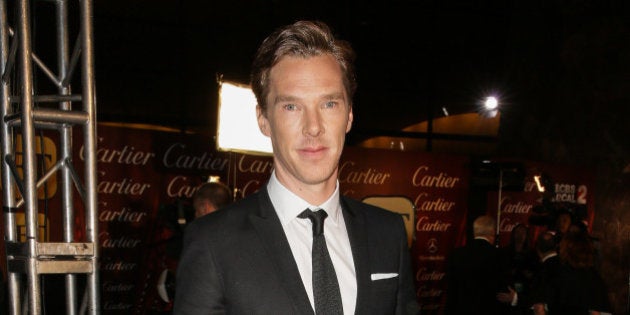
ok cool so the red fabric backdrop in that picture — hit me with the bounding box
[0,123,595,314]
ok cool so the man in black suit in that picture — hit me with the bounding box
[530,231,560,315]
[173,21,419,314]
[445,215,504,315]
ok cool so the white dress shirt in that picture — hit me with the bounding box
[267,172,357,315]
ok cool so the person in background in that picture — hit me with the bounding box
[553,210,573,243]
[496,223,539,314]
[446,215,507,315]
[192,181,233,218]
[153,181,234,313]
[174,20,419,314]
[550,225,611,315]
[529,231,561,315]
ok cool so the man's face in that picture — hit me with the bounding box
[257,54,353,189]
[556,213,571,233]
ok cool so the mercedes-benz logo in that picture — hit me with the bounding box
[427,238,438,254]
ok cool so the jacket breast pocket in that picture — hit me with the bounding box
[368,277,398,313]
[371,276,398,292]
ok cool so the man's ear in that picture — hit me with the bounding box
[345,107,354,133]
[256,105,271,137]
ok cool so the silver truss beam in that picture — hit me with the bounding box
[0,0,100,314]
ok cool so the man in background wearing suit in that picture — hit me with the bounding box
[445,215,504,315]
[530,231,560,315]
[192,181,233,219]
[173,21,419,314]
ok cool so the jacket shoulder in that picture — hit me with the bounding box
[184,190,261,235]
[342,196,403,221]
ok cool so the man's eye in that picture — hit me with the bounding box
[283,104,297,111]
[324,101,337,108]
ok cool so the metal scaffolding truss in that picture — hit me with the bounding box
[1,0,100,314]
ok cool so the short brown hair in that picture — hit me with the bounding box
[192,182,232,211]
[250,20,357,112]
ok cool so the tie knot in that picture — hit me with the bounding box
[298,209,328,236]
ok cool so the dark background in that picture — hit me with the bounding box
[22,0,629,171]
[88,0,630,173]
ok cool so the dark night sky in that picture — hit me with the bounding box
[28,0,630,171]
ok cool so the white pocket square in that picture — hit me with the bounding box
[370,273,398,281]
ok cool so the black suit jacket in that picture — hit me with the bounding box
[173,186,419,314]
[445,238,504,315]
[528,255,561,308]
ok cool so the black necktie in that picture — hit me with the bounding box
[298,209,344,315]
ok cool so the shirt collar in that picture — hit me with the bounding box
[267,171,341,227]
[542,252,558,263]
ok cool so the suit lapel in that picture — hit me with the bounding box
[249,187,314,315]
[341,197,371,315]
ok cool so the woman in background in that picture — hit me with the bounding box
[551,225,611,315]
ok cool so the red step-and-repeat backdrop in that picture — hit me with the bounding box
[0,123,595,314]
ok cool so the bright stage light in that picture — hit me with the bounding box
[484,96,499,110]
[207,175,221,183]
[478,95,500,118]
[533,175,546,192]
[216,81,273,155]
